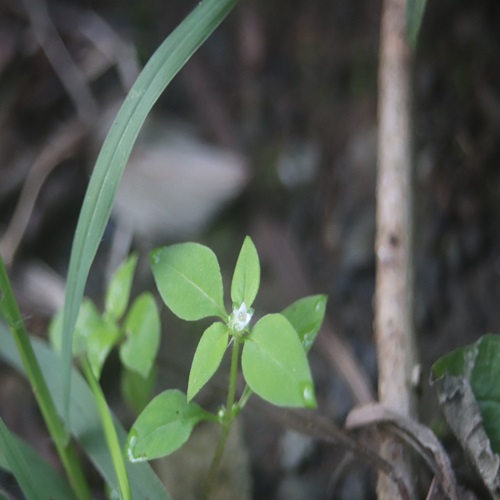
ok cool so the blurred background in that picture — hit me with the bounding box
[1,0,500,498]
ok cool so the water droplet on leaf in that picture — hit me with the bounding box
[303,332,313,351]
[300,382,317,408]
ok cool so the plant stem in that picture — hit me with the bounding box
[204,339,241,499]
[375,0,418,497]
[81,357,131,500]
[0,257,92,500]
[236,384,253,411]
[225,338,240,413]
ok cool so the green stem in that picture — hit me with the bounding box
[236,384,253,412]
[0,257,91,500]
[225,339,240,413]
[80,357,131,500]
[204,339,241,499]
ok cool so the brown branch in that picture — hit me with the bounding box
[375,0,419,497]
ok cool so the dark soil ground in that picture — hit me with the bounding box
[1,0,500,498]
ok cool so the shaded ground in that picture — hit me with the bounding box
[1,0,500,498]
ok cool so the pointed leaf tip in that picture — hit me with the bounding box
[282,295,327,352]
[231,236,260,308]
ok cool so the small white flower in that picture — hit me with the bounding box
[229,302,253,332]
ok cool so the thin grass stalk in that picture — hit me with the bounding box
[0,257,91,500]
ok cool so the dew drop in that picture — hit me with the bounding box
[303,333,313,351]
[300,382,317,408]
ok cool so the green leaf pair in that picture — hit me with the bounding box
[50,255,160,407]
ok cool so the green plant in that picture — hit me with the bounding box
[125,236,326,495]
[0,0,238,497]
[0,0,433,497]
[48,254,160,499]
[50,254,159,413]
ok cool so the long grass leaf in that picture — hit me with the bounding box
[61,0,238,423]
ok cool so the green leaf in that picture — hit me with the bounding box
[281,295,327,352]
[49,298,102,355]
[231,236,260,308]
[242,314,316,408]
[431,334,500,454]
[73,299,106,355]
[0,324,170,499]
[61,0,238,424]
[0,416,76,499]
[87,320,121,380]
[151,243,226,321]
[105,254,138,321]
[48,308,64,352]
[126,389,213,461]
[120,293,160,378]
[187,322,229,401]
[121,365,157,415]
[406,0,428,49]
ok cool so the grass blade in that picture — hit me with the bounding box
[0,257,91,499]
[61,0,238,423]
[0,417,76,499]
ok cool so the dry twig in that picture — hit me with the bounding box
[375,0,419,496]
[346,403,461,500]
